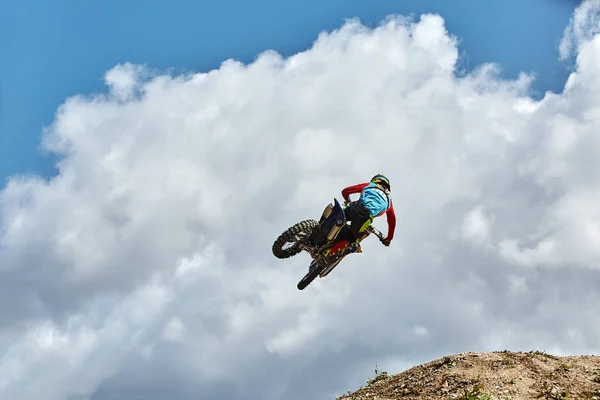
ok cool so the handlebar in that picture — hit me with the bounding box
[367,225,385,240]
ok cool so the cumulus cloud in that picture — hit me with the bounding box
[559,0,600,60]
[2,4,600,400]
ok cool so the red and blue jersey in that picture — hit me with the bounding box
[341,181,396,241]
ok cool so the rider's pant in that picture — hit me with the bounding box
[343,201,373,243]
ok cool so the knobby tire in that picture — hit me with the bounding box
[297,262,324,290]
[272,219,318,259]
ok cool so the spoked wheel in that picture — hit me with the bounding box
[297,261,325,290]
[272,219,319,259]
[319,256,344,278]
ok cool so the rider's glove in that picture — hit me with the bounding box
[381,238,391,246]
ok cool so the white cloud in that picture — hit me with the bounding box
[162,317,185,342]
[460,205,493,246]
[103,63,146,101]
[2,5,600,400]
[559,0,600,61]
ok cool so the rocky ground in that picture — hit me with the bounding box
[336,350,600,399]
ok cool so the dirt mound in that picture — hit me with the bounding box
[336,350,600,399]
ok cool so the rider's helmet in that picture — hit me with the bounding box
[370,174,390,192]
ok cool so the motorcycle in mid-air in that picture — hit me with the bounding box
[271,198,385,290]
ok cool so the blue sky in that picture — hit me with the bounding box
[0,0,580,186]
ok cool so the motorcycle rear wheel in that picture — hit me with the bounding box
[272,219,319,259]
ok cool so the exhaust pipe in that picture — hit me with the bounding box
[326,219,345,241]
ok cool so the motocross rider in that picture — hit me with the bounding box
[338,174,396,256]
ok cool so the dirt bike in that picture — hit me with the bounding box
[271,198,386,290]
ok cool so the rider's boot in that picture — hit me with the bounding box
[341,242,359,257]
